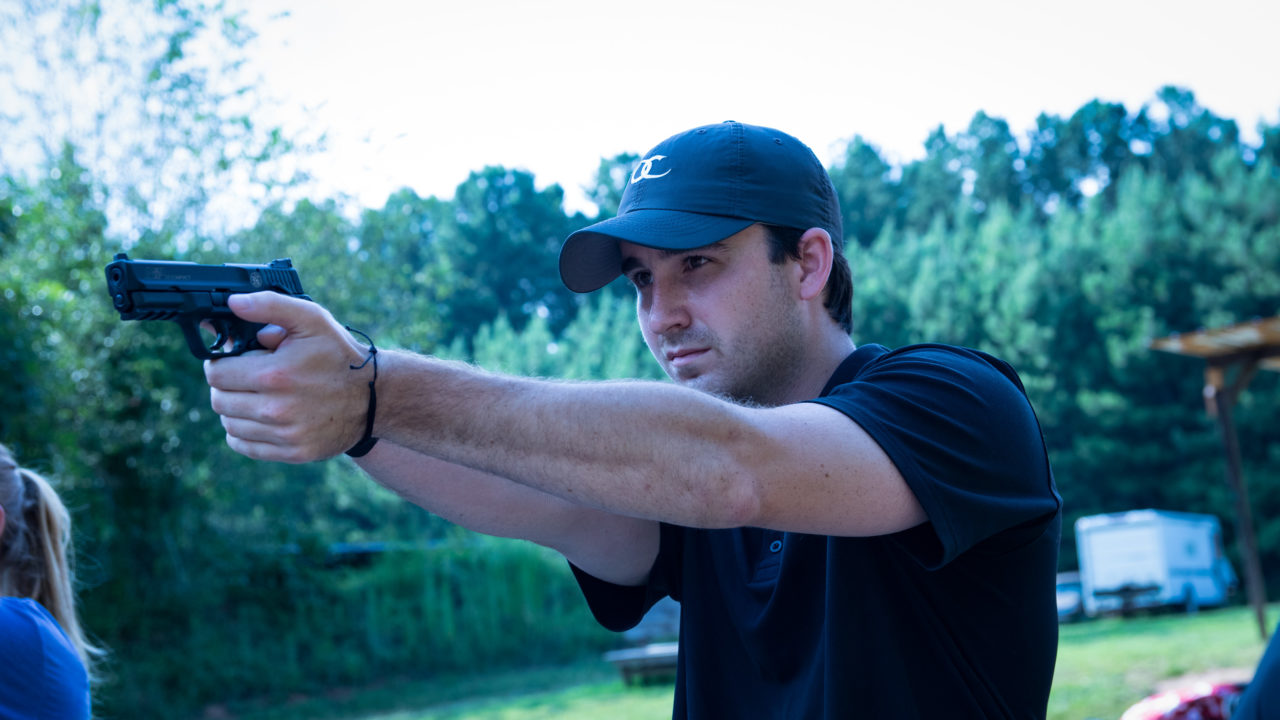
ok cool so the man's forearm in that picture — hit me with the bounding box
[355,438,659,586]
[373,350,763,529]
[356,438,576,540]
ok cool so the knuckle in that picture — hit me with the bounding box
[259,398,292,425]
[259,366,294,393]
[278,424,305,447]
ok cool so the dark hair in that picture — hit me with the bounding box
[762,225,853,334]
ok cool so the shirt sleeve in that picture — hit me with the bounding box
[809,344,1059,569]
[569,522,684,632]
[0,598,91,720]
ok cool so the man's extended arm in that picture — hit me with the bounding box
[366,350,923,536]
[205,293,925,540]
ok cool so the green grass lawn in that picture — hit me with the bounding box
[1048,605,1270,719]
[364,682,674,720]
[224,604,1273,720]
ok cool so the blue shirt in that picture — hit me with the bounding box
[0,597,90,720]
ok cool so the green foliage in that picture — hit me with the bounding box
[172,538,613,710]
[353,189,456,350]
[897,125,966,232]
[438,167,590,348]
[827,136,899,248]
[2,18,1278,714]
[458,293,662,382]
[0,0,311,240]
[584,152,640,221]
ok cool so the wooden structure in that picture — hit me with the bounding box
[603,642,679,686]
[1093,583,1161,618]
[1151,315,1280,640]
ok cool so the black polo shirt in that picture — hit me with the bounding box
[573,343,1061,718]
[1233,621,1280,719]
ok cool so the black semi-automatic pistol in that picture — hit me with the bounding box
[105,253,311,359]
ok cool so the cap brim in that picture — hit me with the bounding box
[559,209,755,293]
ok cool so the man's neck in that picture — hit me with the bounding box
[801,331,857,401]
[758,329,855,407]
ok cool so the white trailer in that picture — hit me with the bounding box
[1075,509,1237,616]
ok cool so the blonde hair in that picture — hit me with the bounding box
[0,444,105,681]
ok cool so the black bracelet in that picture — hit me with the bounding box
[344,326,379,458]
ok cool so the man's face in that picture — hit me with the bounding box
[619,224,807,405]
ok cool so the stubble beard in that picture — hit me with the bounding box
[657,303,808,408]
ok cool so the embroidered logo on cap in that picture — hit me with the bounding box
[630,155,671,183]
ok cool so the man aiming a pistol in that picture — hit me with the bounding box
[204,122,1062,718]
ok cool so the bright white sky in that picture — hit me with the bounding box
[244,0,1280,215]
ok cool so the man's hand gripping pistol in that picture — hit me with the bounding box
[105,253,312,359]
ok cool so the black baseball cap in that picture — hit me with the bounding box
[558,121,844,293]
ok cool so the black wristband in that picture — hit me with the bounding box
[344,326,379,458]
[346,434,378,458]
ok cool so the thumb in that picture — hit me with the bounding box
[227,291,325,337]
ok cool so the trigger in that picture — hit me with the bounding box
[210,323,230,352]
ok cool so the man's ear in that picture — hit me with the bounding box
[795,227,835,302]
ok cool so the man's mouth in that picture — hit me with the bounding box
[666,347,709,367]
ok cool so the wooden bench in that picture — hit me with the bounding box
[603,641,679,686]
[1094,583,1161,617]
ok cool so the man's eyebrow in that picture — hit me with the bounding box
[672,241,728,256]
[619,241,729,273]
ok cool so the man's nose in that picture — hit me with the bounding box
[644,282,691,336]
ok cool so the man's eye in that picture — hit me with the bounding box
[628,271,652,288]
[684,256,709,271]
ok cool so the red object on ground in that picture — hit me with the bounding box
[1120,682,1246,720]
